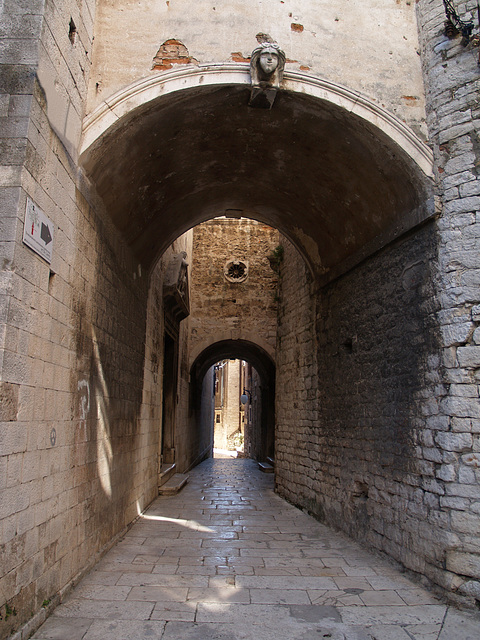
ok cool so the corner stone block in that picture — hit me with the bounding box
[440,396,480,419]
[0,94,9,116]
[0,381,19,420]
[446,551,480,579]
[459,580,480,600]
[440,322,473,347]
[450,511,480,535]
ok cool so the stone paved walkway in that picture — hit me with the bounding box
[31,459,480,640]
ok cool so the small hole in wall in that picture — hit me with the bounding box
[69,18,77,44]
[343,338,353,353]
[351,481,369,501]
[48,270,55,294]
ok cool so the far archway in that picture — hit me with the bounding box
[191,340,276,463]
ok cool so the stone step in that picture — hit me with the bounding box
[266,457,275,467]
[159,463,176,487]
[158,473,189,495]
[258,461,274,473]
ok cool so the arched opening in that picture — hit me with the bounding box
[211,359,247,458]
[79,75,434,479]
[80,71,434,283]
[78,71,434,485]
[191,340,276,464]
[76,72,438,583]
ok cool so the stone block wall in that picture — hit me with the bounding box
[0,129,159,640]
[275,0,480,605]
[189,218,278,463]
[275,239,319,501]
[1,2,102,636]
[276,222,467,601]
[415,0,480,602]
[196,367,215,465]
[189,218,279,363]
[0,0,44,390]
[143,233,194,475]
[0,2,177,637]
[150,230,212,475]
[244,366,264,461]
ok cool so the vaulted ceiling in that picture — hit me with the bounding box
[81,84,433,279]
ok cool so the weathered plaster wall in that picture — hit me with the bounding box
[89,0,426,137]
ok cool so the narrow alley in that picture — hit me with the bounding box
[30,460,479,640]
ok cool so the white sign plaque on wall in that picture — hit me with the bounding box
[23,197,54,264]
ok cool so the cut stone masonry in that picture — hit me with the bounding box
[1,2,480,639]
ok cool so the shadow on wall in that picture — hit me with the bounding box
[70,196,154,566]
[276,223,441,561]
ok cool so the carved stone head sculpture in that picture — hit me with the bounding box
[250,43,286,89]
[249,43,285,109]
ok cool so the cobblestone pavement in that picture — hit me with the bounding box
[31,459,480,640]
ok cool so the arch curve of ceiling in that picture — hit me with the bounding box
[80,66,435,279]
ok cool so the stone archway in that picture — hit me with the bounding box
[79,67,434,282]
[4,2,480,630]
[191,339,276,462]
[76,68,440,597]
